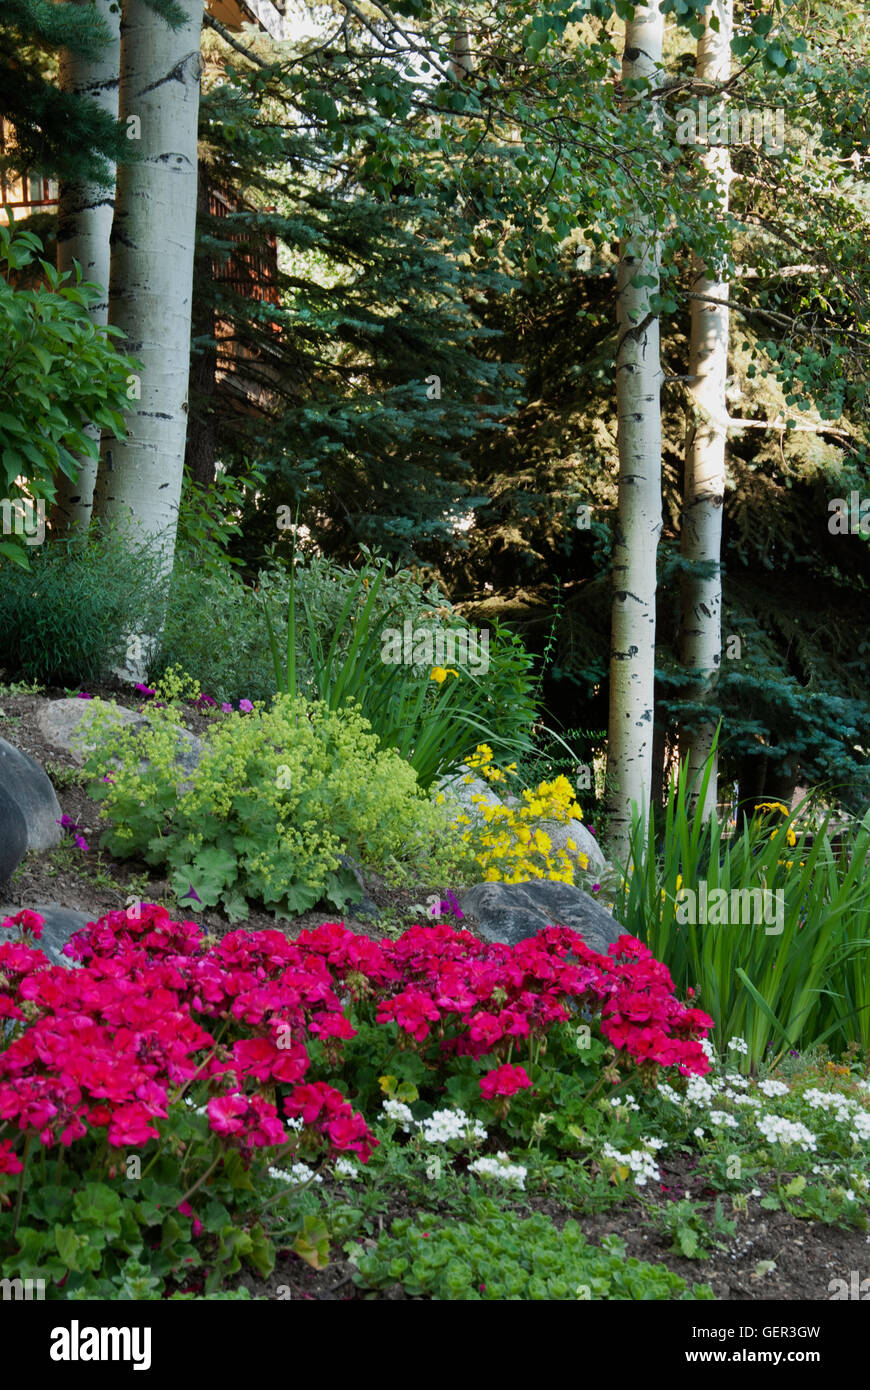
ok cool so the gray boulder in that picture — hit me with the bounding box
[0,903,93,967]
[36,698,201,780]
[0,736,63,850]
[337,854,379,919]
[0,785,28,884]
[461,879,622,955]
[437,765,501,825]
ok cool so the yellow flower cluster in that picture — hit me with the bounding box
[449,745,588,885]
[754,801,798,848]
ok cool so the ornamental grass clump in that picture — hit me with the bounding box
[619,747,870,1068]
[81,675,450,919]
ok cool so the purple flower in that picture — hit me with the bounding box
[591,883,601,893]
[56,814,88,853]
[180,884,202,903]
[221,703,233,713]
[239,699,254,713]
[134,683,156,698]
[76,691,93,700]
[437,890,464,921]
[193,693,216,710]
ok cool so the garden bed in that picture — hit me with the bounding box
[1,685,868,1304]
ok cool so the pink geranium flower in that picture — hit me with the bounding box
[479,1063,532,1100]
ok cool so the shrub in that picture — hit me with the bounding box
[83,683,454,919]
[155,548,461,708]
[0,221,135,571]
[0,524,165,686]
[354,1211,714,1299]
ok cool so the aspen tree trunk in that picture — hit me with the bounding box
[679,0,732,817]
[603,1,665,863]
[51,0,121,535]
[92,0,203,677]
[448,26,474,79]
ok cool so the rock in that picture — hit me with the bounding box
[436,765,500,824]
[0,786,28,884]
[461,879,622,955]
[0,736,63,850]
[36,698,201,779]
[0,903,93,967]
[337,854,379,919]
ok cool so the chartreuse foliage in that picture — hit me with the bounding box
[82,674,457,919]
[353,1209,714,1300]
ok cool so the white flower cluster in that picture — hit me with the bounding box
[801,1088,856,1123]
[610,1094,640,1113]
[727,1037,749,1055]
[758,1079,790,1099]
[601,1139,664,1186]
[756,1114,817,1152]
[686,1075,716,1106]
[724,1092,762,1108]
[417,1107,487,1145]
[724,1072,750,1090]
[382,1099,415,1131]
[708,1110,739,1129]
[656,1082,684,1106]
[699,1038,716,1062]
[850,1111,870,1144]
[269,1163,323,1185]
[468,1152,527,1189]
[334,1157,360,1180]
[285,1115,304,1132]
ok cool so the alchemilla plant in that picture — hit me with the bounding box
[81,671,454,919]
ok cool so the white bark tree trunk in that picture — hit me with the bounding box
[679,0,733,817]
[448,26,474,79]
[603,2,665,864]
[51,0,121,535]
[92,0,203,677]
